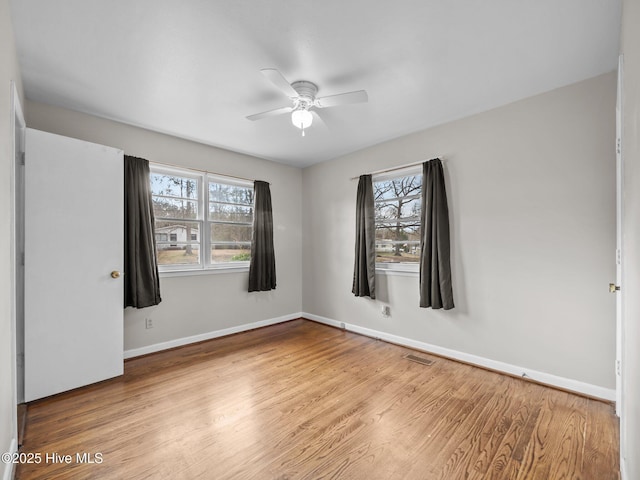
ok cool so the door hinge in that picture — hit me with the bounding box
[616,360,621,376]
[19,152,25,165]
[616,248,621,265]
[616,138,621,155]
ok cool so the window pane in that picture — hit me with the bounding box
[376,222,420,263]
[210,244,251,264]
[375,196,421,222]
[375,242,421,263]
[374,175,422,202]
[157,245,201,265]
[209,202,253,223]
[209,182,254,205]
[211,223,252,243]
[156,220,200,241]
[375,223,420,241]
[152,197,198,219]
[155,220,201,265]
[151,174,198,199]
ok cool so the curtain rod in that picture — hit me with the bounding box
[149,159,268,184]
[349,157,444,180]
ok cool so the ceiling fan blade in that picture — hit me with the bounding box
[315,90,368,108]
[311,111,330,132]
[260,68,299,98]
[246,106,293,121]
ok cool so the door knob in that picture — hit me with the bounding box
[609,283,620,293]
[111,271,121,279]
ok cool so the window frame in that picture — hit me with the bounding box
[149,163,254,275]
[373,166,422,275]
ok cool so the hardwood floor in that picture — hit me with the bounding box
[16,319,619,479]
[17,403,27,447]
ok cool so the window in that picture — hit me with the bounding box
[373,168,422,272]
[208,178,253,264]
[149,164,254,272]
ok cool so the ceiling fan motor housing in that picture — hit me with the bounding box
[292,81,318,109]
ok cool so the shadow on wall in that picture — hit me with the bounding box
[376,274,389,303]
[446,160,468,315]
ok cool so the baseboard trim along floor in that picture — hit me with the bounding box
[124,310,614,402]
[123,312,303,359]
[303,312,616,402]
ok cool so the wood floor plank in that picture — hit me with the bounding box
[482,381,547,480]
[16,319,619,480]
[438,378,523,479]
[515,389,577,480]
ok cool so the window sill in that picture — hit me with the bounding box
[375,265,419,277]
[159,265,250,278]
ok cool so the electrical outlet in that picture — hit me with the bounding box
[381,305,390,317]
[145,318,153,329]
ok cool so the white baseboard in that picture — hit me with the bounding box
[621,457,627,480]
[122,310,615,401]
[2,437,17,480]
[303,312,616,402]
[124,312,303,359]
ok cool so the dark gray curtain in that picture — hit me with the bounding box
[249,180,276,292]
[352,174,376,299]
[419,159,454,309]
[124,155,162,308]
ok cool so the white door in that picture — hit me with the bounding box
[24,129,124,402]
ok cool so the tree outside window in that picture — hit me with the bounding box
[374,172,422,264]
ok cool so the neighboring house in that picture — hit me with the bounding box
[155,225,199,248]
[375,242,394,252]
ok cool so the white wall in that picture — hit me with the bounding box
[620,0,640,478]
[302,73,617,391]
[0,0,22,476]
[25,101,302,354]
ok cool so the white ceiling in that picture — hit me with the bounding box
[11,0,621,168]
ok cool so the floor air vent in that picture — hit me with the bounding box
[404,353,435,366]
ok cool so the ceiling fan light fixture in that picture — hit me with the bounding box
[291,108,313,136]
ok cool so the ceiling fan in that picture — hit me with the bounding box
[247,68,368,136]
